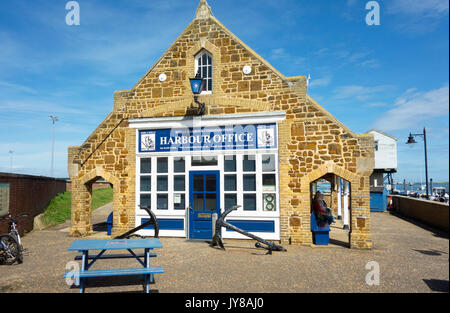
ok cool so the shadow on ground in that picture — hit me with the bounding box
[413,249,448,256]
[329,238,350,248]
[93,222,108,232]
[204,239,279,255]
[69,275,160,293]
[423,279,449,292]
[388,211,449,239]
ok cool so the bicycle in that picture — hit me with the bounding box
[0,234,20,265]
[0,214,27,265]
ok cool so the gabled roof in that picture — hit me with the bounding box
[132,0,305,91]
[366,129,398,141]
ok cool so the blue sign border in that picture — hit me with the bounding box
[138,123,277,153]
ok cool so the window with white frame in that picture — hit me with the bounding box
[261,154,277,211]
[156,157,169,210]
[139,158,152,210]
[224,155,237,210]
[242,155,257,211]
[137,153,278,215]
[173,156,186,210]
[138,156,187,213]
[195,50,212,93]
[227,154,278,213]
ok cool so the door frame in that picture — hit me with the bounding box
[188,170,221,239]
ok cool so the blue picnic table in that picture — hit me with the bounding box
[64,238,164,293]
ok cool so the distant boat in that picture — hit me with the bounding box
[430,187,449,203]
[417,185,426,191]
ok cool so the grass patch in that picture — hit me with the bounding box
[91,187,113,210]
[42,187,113,226]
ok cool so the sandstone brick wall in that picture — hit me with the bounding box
[68,2,373,248]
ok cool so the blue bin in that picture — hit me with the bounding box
[106,212,113,236]
[370,188,388,212]
[311,214,330,245]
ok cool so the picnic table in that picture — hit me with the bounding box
[64,238,164,293]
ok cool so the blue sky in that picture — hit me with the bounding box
[0,0,448,182]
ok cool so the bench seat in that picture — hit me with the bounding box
[65,266,164,293]
[74,252,156,261]
[64,266,164,278]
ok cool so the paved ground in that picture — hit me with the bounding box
[0,205,448,293]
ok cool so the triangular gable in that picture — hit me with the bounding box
[131,2,305,93]
[366,129,398,141]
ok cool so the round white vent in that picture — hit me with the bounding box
[158,73,167,82]
[243,65,252,75]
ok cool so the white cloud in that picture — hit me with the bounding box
[309,76,332,88]
[0,140,72,176]
[313,47,379,69]
[386,0,449,34]
[270,48,288,60]
[359,59,380,68]
[365,102,388,107]
[348,52,370,63]
[0,81,37,94]
[314,48,329,56]
[373,85,449,131]
[0,100,86,115]
[388,0,449,17]
[332,85,394,101]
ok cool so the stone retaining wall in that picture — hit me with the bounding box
[391,195,449,232]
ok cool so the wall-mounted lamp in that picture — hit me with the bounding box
[189,71,206,115]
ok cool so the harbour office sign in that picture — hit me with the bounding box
[139,123,277,153]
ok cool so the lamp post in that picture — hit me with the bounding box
[49,115,59,177]
[189,71,206,115]
[406,128,429,199]
[8,150,14,173]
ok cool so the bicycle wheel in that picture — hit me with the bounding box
[11,233,23,264]
[0,235,20,265]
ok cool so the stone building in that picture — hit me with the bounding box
[68,0,374,249]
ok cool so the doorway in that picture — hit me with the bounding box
[188,171,220,239]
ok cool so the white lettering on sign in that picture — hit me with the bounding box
[160,133,252,146]
[140,124,276,152]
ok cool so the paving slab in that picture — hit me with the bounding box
[0,211,448,293]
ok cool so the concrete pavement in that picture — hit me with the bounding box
[0,207,448,293]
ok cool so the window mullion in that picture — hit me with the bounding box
[168,156,173,212]
[151,156,157,211]
[236,154,243,213]
[256,154,262,213]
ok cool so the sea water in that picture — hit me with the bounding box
[315,181,449,194]
[394,182,449,194]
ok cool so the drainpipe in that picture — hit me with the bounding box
[343,181,349,230]
[337,176,342,220]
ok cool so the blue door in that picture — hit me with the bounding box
[189,171,220,239]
